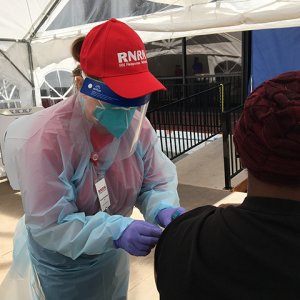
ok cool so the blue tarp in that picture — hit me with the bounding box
[251,27,300,91]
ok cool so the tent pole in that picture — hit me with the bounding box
[0,49,34,88]
[27,42,36,106]
[241,31,252,104]
[182,37,187,98]
[0,39,27,43]
[28,0,61,42]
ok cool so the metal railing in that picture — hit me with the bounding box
[148,73,241,111]
[147,85,226,160]
[222,104,244,190]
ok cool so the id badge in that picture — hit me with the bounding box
[95,177,111,213]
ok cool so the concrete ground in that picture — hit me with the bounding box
[0,137,247,299]
[175,137,247,190]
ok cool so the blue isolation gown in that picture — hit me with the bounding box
[0,93,180,300]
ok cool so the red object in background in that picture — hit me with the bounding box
[41,99,51,108]
[41,99,63,108]
[175,68,183,76]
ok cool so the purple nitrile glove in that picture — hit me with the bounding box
[113,220,162,256]
[156,207,187,228]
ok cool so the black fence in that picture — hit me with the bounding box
[148,73,241,111]
[147,85,226,160]
[222,104,244,190]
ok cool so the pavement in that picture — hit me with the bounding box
[175,137,247,190]
[0,136,247,299]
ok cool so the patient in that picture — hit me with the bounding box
[155,71,300,299]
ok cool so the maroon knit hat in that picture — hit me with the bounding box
[233,71,300,186]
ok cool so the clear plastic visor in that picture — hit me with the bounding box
[79,75,150,160]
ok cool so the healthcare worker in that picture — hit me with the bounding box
[0,19,186,300]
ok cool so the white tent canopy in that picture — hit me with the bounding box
[1,0,300,106]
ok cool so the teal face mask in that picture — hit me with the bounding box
[94,103,137,139]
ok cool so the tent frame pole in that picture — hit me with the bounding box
[0,40,37,106]
[182,37,187,98]
[28,0,61,42]
[0,49,34,88]
[27,42,36,106]
[0,39,27,43]
[241,31,252,104]
[0,0,61,107]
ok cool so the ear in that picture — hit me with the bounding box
[75,76,84,91]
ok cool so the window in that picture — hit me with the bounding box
[214,60,241,74]
[0,79,21,109]
[40,70,74,108]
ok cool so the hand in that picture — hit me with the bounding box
[156,207,187,228]
[113,220,162,256]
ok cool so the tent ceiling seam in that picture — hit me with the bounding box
[25,0,34,35]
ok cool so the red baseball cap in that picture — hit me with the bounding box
[80,18,166,99]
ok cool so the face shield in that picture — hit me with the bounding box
[80,76,150,157]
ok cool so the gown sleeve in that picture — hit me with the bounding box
[135,118,180,225]
[4,116,134,260]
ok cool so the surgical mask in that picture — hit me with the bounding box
[94,101,137,139]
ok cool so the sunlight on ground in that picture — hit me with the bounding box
[213,192,246,207]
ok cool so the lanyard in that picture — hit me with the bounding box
[90,139,120,214]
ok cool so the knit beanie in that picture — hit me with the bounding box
[233,71,300,186]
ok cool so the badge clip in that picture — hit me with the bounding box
[90,152,99,166]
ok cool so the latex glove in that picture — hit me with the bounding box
[113,220,162,256]
[156,207,187,228]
